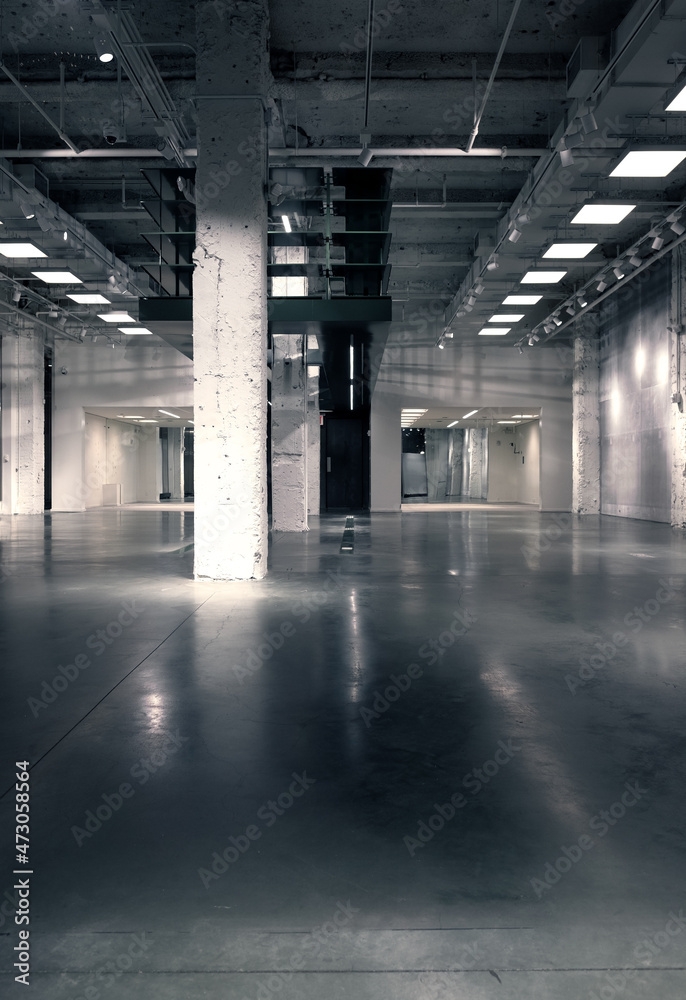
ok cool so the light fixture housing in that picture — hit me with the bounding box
[652,234,665,250]
[597,278,609,292]
[559,147,575,167]
[358,146,373,167]
[570,203,636,225]
[508,227,522,243]
[609,148,686,178]
[94,36,115,63]
[613,265,625,280]
[671,220,686,236]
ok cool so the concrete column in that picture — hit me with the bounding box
[572,333,601,514]
[467,428,485,499]
[307,368,320,516]
[671,250,686,527]
[271,334,307,530]
[7,330,45,515]
[167,427,184,500]
[194,0,269,579]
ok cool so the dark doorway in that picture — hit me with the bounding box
[44,352,52,510]
[183,427,194,498]
[323,416,367,510]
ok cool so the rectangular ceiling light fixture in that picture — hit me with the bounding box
[521,271,567,284]
[489,313,525,322]
[543,242,597,258]
[478,328,511,335]
[67,293,110,304]
[31,270,82,283]
[447,420,459,427]
[158,409,180,418]
[502,294,543,305]
[120,327,153,335]
[609,150,686,178]
[462,409,479,418]
[98,311,135,323]
[571,204,636,225]
[0,242,48,258]
[665,81,686,111]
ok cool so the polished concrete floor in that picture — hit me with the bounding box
[1,509,685,998]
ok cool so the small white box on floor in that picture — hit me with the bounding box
[102,483,121,506]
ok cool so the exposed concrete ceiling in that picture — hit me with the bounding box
[0,0,685,355]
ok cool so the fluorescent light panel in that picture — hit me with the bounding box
[447,420,459,428]
[571,204,636,225]
[489,313,524,322]
[0,242,47,258]
[120,327,153,335]
[67,293,110,304]
[503,294,542,305]
[98,311,135,323]
[543,242,597,259]
[158,409,180,418]
[478,328,510,335]
[462,409,479,418]
[31,270,82,283]
[666,83,686,112]
[521,271,567,284]
[609,150,686,178]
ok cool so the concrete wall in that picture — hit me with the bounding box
[599,259,671,522]
[83,414,159,507]
[372,343,571,511]
[52,339,192,511]
[487,420,540,503]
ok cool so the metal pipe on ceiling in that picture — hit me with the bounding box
[0,146,547,159]
[465,0,524,152]
[0,62,80,153]
[362,0,375,132]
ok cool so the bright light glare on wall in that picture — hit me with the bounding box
[611,389,621,418]
[657,352,669,383]
[570,204,636,225]
[635,347,645,378]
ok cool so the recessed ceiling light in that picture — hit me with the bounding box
[609,150,686,178]
[462,409,479,418]
[498,420,519,424]
[137,419,158,423]
[571,204,636,225]
[447,420,459,427]
[120,327,153,335]
[489,313,524,322]
[479,328,510,335]
[511,414,537,418]
[158,409,180,418]
[543,243,597,259]
[666,84,686,112]
[0,242,48,258]
[98,311,135,323]
[31,271,82,283]
[68,293,110,304]
[123,415,143,419]
[503,294,542,304]
[521,271,567,284]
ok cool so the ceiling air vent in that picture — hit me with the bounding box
[566,37,605,99]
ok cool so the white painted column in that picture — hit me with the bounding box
[194,0,269,578]
[167,427,184,500]
[671,250,686,527]
[467,428,485,499]
[572,333,601,514]
[307,368,320,517]
[5,329,45,515]
[271,334,307,530]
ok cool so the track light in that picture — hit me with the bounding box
[467,295,477,307]
[597,278,608,292]
[36,213,54,233]
[671,220,686,236]
[565,131,585,149]
[580,110,598,134]
[528,335,535,346]
[516,209,531,225]
[613,265,625,280]
[517,344,523,354]
[577,293,588,308]
[94,36,115,63]
[464,303,473,312]
[12,287,22,303]
[566,304,576,316]
[358,146,373,167]
[652,235,665,250]
[552,315,562,326]
[629,254,642,267]
[474,282,484,294]
[560,147,574,167]
[437,341,445,349]
[508,227,522,243]
[19,202,35,220]
[486,257,499,271]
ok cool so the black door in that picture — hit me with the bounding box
[324,417,364,510]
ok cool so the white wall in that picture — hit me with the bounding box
[488,420,540,503]
[83,414,159,507]
[517,419,540,504]
[371,343,571,511]
[53,339,192,511]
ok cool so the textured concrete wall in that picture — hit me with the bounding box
[14,330,44,515]
[572,334,600,514]
[194,0,269,578]
[271,334,307,530]
[467,428,487,499]
[599,259,671,522]
[671,249,686,528]
[307,371,320,516]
